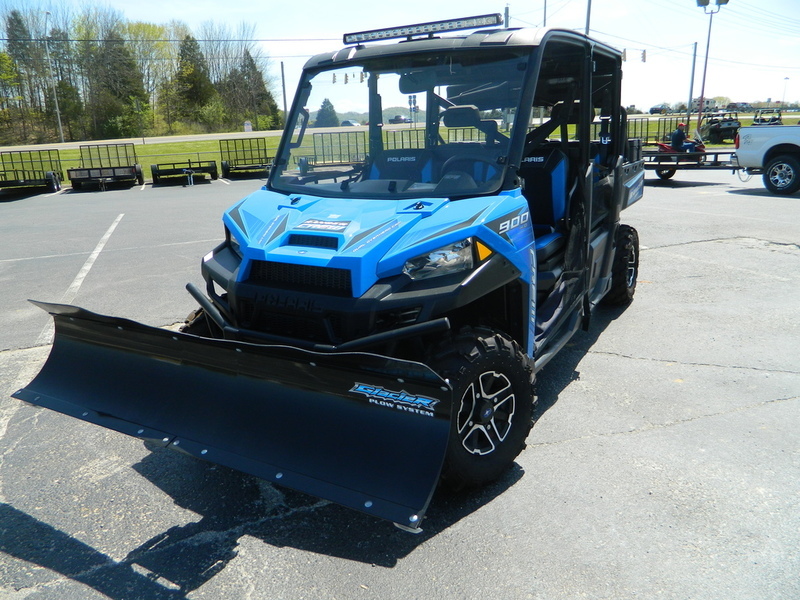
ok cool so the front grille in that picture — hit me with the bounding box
[248,260,352,296]
[238,300,333,341]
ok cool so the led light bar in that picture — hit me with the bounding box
[343,14,503,45]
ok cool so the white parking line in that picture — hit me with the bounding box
[35,213,125,346]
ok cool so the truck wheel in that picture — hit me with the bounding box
[45,171,60,193]
[601,224,639,306]
[431,327,535,490]
[655,169,676,180]
[763,154,800,195]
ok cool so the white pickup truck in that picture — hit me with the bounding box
[734,125,800,195]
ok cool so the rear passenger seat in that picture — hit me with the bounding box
[517,144,568,290]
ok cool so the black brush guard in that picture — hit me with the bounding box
[13,301,453,530]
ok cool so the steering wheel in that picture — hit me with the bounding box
[440,154,500,182]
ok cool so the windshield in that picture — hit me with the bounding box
[270,48,531,199]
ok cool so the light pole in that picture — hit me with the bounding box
[585,0,592,35]
[43,11,65,143]
[782,77,789,107]
[695,0,729,137]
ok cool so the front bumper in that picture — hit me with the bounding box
[201,242,521,348]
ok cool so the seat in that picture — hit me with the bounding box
[368,148,433,183]
[518,145,570,296]
[519,146,568,232]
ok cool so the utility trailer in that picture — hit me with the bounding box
[151,160,219,185]
[218,138,272,178]
[643,148,738,180]
[16,15,645,531]
[67,143,144,190]
[0,149,63,192]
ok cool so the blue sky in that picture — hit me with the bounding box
[37,0,800,111]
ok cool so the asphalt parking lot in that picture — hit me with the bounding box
[1,168,798,600]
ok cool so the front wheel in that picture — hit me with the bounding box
[430,327,535,490]
[763,154,800,195]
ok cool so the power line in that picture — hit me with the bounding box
[589,28,800,73]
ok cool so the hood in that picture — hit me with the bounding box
[224,188,527,297]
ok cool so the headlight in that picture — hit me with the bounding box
[403,239,474,280]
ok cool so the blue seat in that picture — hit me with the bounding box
[520,146,567,227]
[518,145,568,266]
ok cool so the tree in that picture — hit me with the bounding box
[0,51,21,142]
[123,21,173,124]
[176,35,216,119]
[5,10,45,113]
[0,6,281,141]
[47,25,79,140]
[217,49,280,130]
[315,98,338,127]
[55,79,82,140]
[88,34,148,138]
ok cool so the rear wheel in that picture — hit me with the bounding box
[430,327,535,490]
[135,164,145,185]
[602,224,639,306]
[763,154,800,195]
[655,168,676,179]
[221,161,231,178]
[150,165,160,185]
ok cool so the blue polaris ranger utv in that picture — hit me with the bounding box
[16,15,644,531]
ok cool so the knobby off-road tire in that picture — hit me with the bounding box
[601,224,639,306]
[431,327,535,490]
[763,154,800,195]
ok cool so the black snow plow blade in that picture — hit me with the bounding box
[13,302,453,529]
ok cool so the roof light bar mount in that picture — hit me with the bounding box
[343,14,503,45]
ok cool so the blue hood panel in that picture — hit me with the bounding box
[224,189,532,297]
